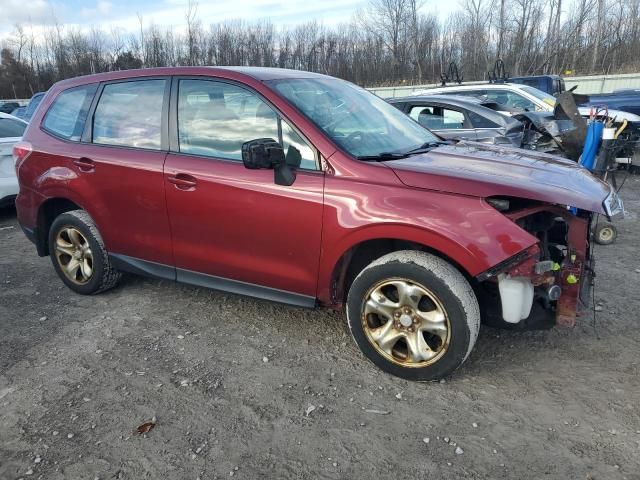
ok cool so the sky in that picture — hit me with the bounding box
[0,0,382,39]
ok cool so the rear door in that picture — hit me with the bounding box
[163,77,324,304]
[465,110,507,143]
[74,78,174,269]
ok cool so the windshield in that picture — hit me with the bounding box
[267,78,439,159]
[520,86,557,106]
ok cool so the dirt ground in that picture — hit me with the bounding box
[1,177,639,480]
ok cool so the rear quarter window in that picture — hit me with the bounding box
[42,85,97,141]
[467,111,500,128]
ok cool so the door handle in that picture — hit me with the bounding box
[168,173,197,191]
[73,157,95,172]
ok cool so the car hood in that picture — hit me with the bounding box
[384,141,611,214]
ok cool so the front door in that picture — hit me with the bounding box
[164,78,324,305]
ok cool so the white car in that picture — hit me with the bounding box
[413,83,640,123]
[0,112,27,206]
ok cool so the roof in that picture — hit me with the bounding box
[214,66,330,80]
[53,66,331,90]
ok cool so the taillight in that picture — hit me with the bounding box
[13,141,32,172]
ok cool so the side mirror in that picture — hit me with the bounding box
[241,138,296,186]
[242,138,284,169]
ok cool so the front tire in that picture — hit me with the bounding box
[48,210,121,294]
[346,251,480,381]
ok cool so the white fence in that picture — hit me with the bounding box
[367,73,640,98]
[0,99,29,106]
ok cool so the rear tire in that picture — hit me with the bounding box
[48,210,121,294]
[346,251,480,381]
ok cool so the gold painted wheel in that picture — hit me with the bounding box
[54,226,94,285]
[361,278,451,368]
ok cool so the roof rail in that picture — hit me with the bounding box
[488,59,509,84]
[440,62,463,86]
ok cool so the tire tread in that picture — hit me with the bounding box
[61,210,121,294]
[347,250,480,379]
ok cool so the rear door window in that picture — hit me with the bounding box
[0,118,26,138]
[42,84,97,141]
[93,79,166,150]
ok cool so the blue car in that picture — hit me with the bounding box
[581,89,640,117]
[13,92,46,122]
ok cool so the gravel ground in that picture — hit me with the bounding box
[1,176,640,480]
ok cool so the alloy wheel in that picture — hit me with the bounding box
[361,278,451,367]
[54,226,94,285]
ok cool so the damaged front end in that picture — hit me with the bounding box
[514,92,592,160]
[476,194,621,329]
[514,112,580,158]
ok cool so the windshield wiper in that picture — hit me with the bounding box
[356,152,410,161]
[356,141,449,161]
[404,141,449,155]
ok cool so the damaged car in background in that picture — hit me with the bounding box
[393,90,640,163]
[388,95,526,147]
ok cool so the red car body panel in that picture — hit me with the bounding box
[164,153,324,296]
[15,67,612,322]
[314,152,541,304]
[16,143,174,266]
[386,142,610,214]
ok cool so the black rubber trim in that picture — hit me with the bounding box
[109,253,176,281]
[177,268,316,308]
[475,249,531,282]
[20,225,37,244]
[108,253,316,308]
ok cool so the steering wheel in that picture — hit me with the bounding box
[345,131,365,144]
[323,109,352,133]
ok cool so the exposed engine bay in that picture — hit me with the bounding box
[476,200,594,330]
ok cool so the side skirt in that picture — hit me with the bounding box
[108,253,316,309]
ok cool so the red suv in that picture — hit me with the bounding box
[14,67,622,380]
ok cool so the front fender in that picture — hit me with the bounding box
[317,174,540,305]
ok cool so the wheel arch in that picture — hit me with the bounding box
[36,197,84,256]
[324,231,478,308]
